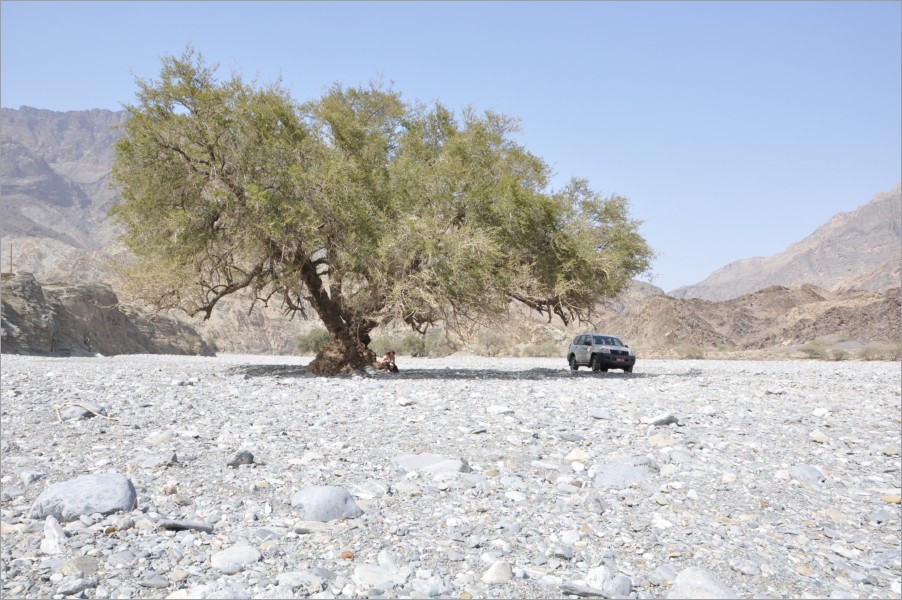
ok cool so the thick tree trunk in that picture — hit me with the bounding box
[307,328,375,376]
[300,260,378,376]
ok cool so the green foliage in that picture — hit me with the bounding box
[370,332,459,357]
[676,346,706,359]
[475,330,507,357]
[858,344,902,361]
[829,348,848,361]
[295,328,331,354]
[800,339,830,360]
[111,47,655,361]
[519,342,561,357]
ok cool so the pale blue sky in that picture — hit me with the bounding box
[2,1,900,292]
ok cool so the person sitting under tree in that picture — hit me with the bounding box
[375,350,398,373]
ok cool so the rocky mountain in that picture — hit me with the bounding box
[671,185,902,301]
[1,272,213,356]
[1,107,126,254]
[1,106,899,358]
[599,284,900,357]
[1,107,307,353]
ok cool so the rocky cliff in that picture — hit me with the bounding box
[1,273,213,357]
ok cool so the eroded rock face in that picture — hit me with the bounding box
[0,272,213,356]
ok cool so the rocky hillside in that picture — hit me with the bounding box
[1,273,213,357]
[1,106,899,357]
[1,107,307,353]
[672,185,901,301]
[599,284,900,357]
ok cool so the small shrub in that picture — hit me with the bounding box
[371,332,458,357]
[676,346,706,359]
[858,344,902,361]
[295,328,330,354]
[204,337,219,353]
[800,340,829,360]
[399,334,427,357]
[425,334,459,357]
[521,342,560,357]
[476,330,507,357]
[829,349,848,361]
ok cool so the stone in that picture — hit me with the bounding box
[40,515,67,554]
[57,577,98,596]
[584,491,610,514]
[158,519,214,533]
[211,544,262,574]
[809,430,831,443]
[646,412,679,426]
[62,556,99,576]
[60,402,108,421]
[666,567,738,599]
[139,576,170,588]
[29,473,137,522]
[585,565,612,589]
[226,450,255,468]
[649,433,675,447]
[394,453,472,475]
[481,560,513,584]
[565,448,590,462]
[589,408,614,420]
[648,564,678,586]
[790,464,824,483]
[290,485,363,522]
[352,565,398,588]
[20,468,45,485]
[592,455,659,489]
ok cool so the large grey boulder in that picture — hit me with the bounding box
[29,473,137,521]
[290,485,363,522]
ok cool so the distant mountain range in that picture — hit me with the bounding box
[2,106,899,356]
[671,184,901,300]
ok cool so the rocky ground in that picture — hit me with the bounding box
[1,354,900,599]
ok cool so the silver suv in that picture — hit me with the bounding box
[567,333,636,373]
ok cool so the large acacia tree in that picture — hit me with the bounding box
[111,49,653,375]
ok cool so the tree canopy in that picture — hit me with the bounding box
[111,48,654,375]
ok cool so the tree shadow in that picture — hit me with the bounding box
[223,364,675,381]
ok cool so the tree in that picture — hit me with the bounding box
[110,48,654,375]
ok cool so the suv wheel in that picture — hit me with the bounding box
[624,366,633,373]
[568,355,579,371]
[591,355,601,372]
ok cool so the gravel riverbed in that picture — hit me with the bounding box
[1,354,900,599]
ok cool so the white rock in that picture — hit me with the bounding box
[210,544,261,574]
[352,564,397,588]
[667,567,738,599]
[40,515,67,554]
[481,560,513,584]
[394,453,472,474]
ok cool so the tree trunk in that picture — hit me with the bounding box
[307,328,375,376]
[300,260,378,376]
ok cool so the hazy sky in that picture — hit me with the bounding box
[2,1,900,292]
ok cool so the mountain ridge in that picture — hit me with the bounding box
[2,106,899,356]
[671,184,902,300]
